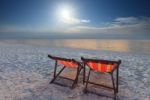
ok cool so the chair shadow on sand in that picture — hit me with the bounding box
[50,68,120,100]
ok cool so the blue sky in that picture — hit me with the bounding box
[0,0,150,39]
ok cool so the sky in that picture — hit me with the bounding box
[0,0,150,39]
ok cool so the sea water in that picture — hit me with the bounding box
[0,39,150,54]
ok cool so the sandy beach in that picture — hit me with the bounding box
[0,43,150,100]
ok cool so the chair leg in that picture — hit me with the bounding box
[116,67,119,93]
[83,63,86,84]
[111,73,118,100]
[50,61,57,83]
[78,66,83,83]
[111,73,116,93]
[50,66,65,83]
[84,69,91,93]
[71,66,80,89]
[53,61,57,77]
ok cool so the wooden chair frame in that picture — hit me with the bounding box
[48,54,83,89]
[81,57,121,99]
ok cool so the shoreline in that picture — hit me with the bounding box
[0,41,150,56]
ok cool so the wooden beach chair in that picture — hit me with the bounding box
[48,54,83,89]
[81,57,121,97]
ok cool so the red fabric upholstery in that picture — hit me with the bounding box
[87,62,114,72]
[57,60,77,68]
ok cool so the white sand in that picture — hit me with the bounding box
[0,43,150,100]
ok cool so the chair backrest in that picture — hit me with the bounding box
[48,54,78,68]
[81,57,121,73]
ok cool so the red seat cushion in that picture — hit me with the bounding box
[57,60,77,68]
[87,62,114,72]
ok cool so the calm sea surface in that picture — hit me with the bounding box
[0,39,150,54]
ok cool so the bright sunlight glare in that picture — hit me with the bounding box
[57,5,80,24]
[61,9,71,19]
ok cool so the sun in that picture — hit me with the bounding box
[61,9,71,20]
[58,6,79,24]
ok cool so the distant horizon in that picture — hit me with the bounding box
[0,32,150,40]
[0,36,150,40]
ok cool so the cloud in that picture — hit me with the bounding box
[81,20,90,23]
[112,17,150,27]
[70,16,150,34]
[115,17,139,24]
[0,16,150,39]
[60,17,90,25]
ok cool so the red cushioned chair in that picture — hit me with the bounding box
[81,57,121,97]
[48,54,83,89]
